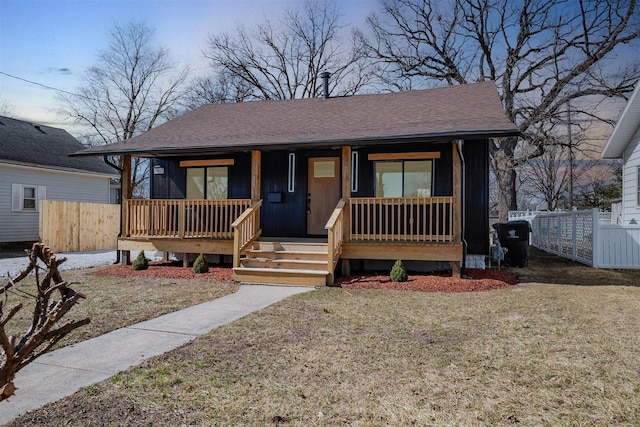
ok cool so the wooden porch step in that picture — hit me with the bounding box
[244,249,328,262]
[235,239,331,286]
[251,241,328,253]
[240,258,328,271]
[233,267,328,287]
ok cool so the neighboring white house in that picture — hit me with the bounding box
[601,81,640,224]
[0,116,118,248]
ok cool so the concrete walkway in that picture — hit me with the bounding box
[0,284,313,424]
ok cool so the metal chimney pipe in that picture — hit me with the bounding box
[320,71,331,99]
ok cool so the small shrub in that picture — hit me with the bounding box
[193,253,209,274]
[390,260,408,282]
[132,251,149,270]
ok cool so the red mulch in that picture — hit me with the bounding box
[335,268,518,292]
[91,263,518,292]
[91,262,234,281]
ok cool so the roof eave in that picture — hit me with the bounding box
[71,128,520,158]
[602,81,640,159]
[0,159,119,177]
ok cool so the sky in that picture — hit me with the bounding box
[0,0,378,132]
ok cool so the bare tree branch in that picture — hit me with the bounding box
[363,0,640,219]
[199,0,372,102]
[57,22,189,197]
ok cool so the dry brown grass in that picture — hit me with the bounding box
[9,267,640,426]
[3,267,238,347]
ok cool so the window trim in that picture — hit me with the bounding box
[368,152,441,161]
[180,159,234,167]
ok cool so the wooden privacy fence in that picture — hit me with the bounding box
[40,200,119,252]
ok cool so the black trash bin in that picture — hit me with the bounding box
[492,220,531,267]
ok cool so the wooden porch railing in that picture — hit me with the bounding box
[124,199,252,239]
[349,197,454,242]
[325,199,346,282]
[231,200,263,268]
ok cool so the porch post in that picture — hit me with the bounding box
[452,141,462,278]
[251,150,261,203]
[341,145,351,276]
[121,154,132,265]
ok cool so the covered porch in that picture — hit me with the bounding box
[117,143,465,285]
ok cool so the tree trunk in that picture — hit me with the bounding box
[491,137,518,221]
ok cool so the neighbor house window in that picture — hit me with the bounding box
[11,184,46,212]
[186,167,228,199]
[23,186,36,209]
[375,160,432,198]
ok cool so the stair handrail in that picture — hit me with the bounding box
[325,199,346,284]
[231,199,263,268]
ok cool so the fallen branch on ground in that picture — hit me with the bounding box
[0,243,90,401]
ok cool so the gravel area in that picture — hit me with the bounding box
[0,250,120,279]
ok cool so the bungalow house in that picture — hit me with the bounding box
[602,80,640,224]
[0,116,118,249]
[72,80,519,285]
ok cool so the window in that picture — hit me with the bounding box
[288,153,296,192]
[351,150,359,193]
[375,160,432,198]
[313,161,336,178]
[186,167,228,199]
[11,184,46,212]
[23,186,36,209]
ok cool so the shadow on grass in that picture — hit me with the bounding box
[512,246,640,286]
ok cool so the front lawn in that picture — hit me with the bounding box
[3,268,239,347]
[10,282,640,426]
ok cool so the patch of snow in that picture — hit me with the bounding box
[0,249,179,280]
[0,250,118,280]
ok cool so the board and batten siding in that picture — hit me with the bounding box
[1,163,114,243]
[621,126,640,225]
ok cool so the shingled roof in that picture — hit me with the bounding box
[0,116,116,175]
[73,81,519,157]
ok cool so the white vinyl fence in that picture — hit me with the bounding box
[525,209,640,269]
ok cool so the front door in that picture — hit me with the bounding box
[307,157,340,235]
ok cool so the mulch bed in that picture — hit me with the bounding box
[91,262,518,292]
[335,268,518,292]
[91,262,234,281]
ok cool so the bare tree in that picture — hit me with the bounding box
[574,160,622,210]
[184,71,253,109]
[1,244,89,400]
[519,142,572,211]
[58,22,189,197]
[361,0,640,219]
[0,94,13,116]
[200,0,372,101]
